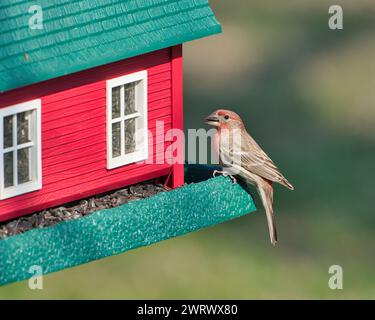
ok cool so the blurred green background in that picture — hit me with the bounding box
[1,0,374,299]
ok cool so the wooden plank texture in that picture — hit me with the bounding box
[0,48,175,221]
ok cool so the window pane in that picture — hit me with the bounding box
[124,118,136,154]
[112,122,121,158]
[3,115,13,148]
[4,152,14,188]
[17,148,31,184]
[124,82,136,115]
[112,86,121,119]
[17,111,32,145]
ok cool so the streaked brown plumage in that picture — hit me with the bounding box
[206,109,294,246]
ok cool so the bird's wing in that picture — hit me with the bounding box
[220,130,292,188]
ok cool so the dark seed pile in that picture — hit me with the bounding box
[0,182,168,240]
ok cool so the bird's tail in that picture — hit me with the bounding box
[281,178,294,191]
[257,182,277,246]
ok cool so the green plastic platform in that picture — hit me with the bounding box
[0,165,256,286]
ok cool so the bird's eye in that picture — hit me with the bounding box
[224,115,230,120]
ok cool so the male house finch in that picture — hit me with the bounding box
[206,109,294,246]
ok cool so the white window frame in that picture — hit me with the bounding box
[0,99,42,200]
[106,71,148,169]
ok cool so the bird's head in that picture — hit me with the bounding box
[205,109,244,130]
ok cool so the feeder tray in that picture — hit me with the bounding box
[0,165,256,286]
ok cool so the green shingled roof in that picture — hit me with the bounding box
[0,0,221,93]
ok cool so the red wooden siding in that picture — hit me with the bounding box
[170,45,184,188]
[0,47,183,222]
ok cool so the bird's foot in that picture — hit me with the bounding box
[213,170,237,184]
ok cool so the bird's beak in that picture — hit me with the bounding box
[205,113,220,126]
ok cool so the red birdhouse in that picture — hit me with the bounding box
[0,1,222,222]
